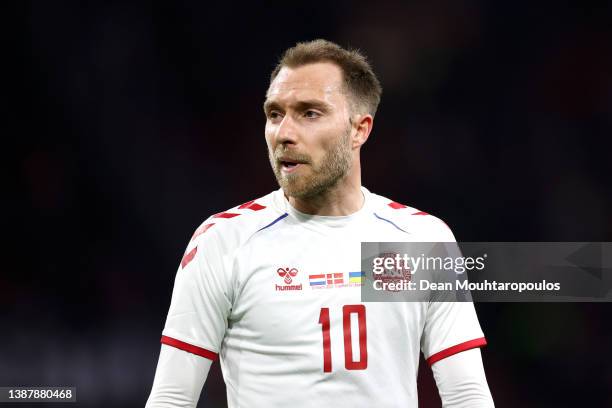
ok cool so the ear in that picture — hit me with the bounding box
[351,113,374,149]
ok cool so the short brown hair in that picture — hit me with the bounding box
[270,39,382,117]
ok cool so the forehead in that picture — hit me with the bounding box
[266,62,346,105]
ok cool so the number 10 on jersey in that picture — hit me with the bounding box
[318,305,368,373]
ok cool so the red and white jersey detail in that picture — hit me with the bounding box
[161,187,486,407]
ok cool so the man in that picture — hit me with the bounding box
[146,39,494,407]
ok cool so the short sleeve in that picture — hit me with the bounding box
[160,225,232,360]
[421,301,487,366]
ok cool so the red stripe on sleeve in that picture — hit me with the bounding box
[238,200,255,209]
[427,337,487,366]
[161,335,219,361]
[238,200,266,211]
[213,212,240,219]
[191,223,215,241]
[246,202,266,211]
[412,211,429,216]
[388,202,407,209]
[180,246,198,269]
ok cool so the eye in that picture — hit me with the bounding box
[268,111,283,120]
[304,110,321,119]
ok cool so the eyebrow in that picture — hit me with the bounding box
[263,99,332,114]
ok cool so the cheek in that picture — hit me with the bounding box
[264,125,275,149]
[314,124,344,151]
[307,136,334,164]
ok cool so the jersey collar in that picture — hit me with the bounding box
[272,186,372,229]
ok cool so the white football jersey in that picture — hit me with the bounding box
[161,187,486,407]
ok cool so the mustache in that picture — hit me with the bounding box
[272,147,312,164]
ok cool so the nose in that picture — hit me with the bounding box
[275,114,299,146]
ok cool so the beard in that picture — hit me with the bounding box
[268,126,353,199]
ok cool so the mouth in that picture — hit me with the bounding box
[280,160,301,173]
[278,157,306,174]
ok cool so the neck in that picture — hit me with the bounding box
[287,163,363,216]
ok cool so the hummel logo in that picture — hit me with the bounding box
[275,267,302,291]
[277,267,298,284]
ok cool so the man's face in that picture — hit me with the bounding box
[264,62,354,199]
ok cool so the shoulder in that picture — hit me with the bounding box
[367,189,456,242]
[188,191,287,253]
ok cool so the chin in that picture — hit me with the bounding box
[279,180,309,198]
[280,184,306,198]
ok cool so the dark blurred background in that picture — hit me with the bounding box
[6,0,612,407]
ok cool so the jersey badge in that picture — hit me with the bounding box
[275,267,303,291]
